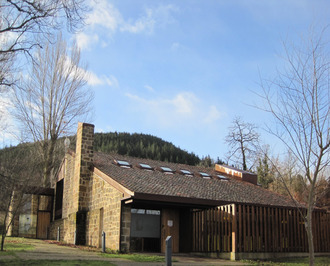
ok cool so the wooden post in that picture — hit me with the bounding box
[232,204,237,253]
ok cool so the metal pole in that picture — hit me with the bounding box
[165,236,172,266]
[57,227,60,241]
[102,231,106,253]
[74,230,77,245]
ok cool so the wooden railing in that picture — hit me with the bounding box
[192,204,330,253]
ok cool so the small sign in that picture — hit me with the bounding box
[167,220,173,227]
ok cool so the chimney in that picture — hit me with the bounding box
[215,164,258,185]
[74,122,94,212]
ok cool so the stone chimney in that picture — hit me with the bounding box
[215,164,258,185]
[74,122,94,212]
[73,122,94,245]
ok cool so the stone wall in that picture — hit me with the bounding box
[62,152,75,218]
[86,172,123,250]
[50,122,125,250]
[120,205,131,252]
[49,212,76,243]
[74,122,94,212]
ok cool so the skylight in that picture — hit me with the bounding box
[139,163,154,170]
[180,169,193,176]
[199,172,212,179]
[160,166,174,173]
[114,160,131,168]
[217,175,229,181]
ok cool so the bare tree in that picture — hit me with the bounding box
[0,145,41,251]
[0,0,88,140]
[259,27,330,265]
[11,33,94,186]
[0,0,87,58]
[225,117,260,171]
[0,0,87,88]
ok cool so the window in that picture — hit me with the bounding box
[160,166,174,174]
[199,172,212,179]
[55,179,64,220]
[217,175,229,181]
[114,159,132,168]
[180,169,193,176]
[139,163,154,170]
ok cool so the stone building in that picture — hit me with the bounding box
[49,122,328,256]
[7,122,329,259]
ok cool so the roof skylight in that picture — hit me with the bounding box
[160,166,174,174]
[199,172,212,179]
[180,169,193,176]
[217,175,229,181]
[114,159,131,168]
[139,163,154,170]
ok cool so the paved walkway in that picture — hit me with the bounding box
[0,239,248,265]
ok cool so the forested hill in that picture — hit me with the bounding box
[94,132,201,165]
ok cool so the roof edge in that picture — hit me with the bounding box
[93,167,134,197]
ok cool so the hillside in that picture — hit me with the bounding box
[0,132,201,166]
[93,132,200,165]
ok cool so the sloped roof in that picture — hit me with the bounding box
[93,152,297,208]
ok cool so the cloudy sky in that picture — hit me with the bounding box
[2,0,330,161]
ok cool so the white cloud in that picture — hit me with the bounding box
[84,71,118,88]
[170,92,197,114]
[204,105,223,124]
[125,91,223,128]
[145,85,155,92]
[120,4,178,34]
[86,0,122,31]
[75,32,99,50]
[75,1,178,50]
[95,125,115,133]
[61,54,117,88]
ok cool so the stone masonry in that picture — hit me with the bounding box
[50,122,125,251]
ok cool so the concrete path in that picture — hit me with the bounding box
[0,238,249,265]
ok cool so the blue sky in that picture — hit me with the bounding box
[77,0,329,160]
[2,0,330,161]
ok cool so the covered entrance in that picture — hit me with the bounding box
[130,208,161,252]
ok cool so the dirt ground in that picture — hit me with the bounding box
[0,238,248,265]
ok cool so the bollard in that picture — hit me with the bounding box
[74,230,77,245]
[57,227,60,241]
[165,236,172,266]
[102,231,106,253]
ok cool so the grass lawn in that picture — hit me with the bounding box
[0,236,35,256]
[247,256,330,265]
[101,252,165,262]
[0,260,116,265]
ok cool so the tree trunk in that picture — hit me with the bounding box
[306,188,315,266]
[1,231,5,251]
[241,143,247,171]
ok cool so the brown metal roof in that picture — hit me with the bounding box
[93,152,298,208]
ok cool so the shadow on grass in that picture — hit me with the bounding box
[0,260,116,266]
[101,253,165,262]
[245,256,330,265]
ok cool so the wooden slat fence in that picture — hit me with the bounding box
[192,204,330,253]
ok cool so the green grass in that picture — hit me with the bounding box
[0,260,116,265]
[0,237,35,256]
[246,256,330,265]
[101,252,165,262]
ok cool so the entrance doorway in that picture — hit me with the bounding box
[130,209,161,252]
[37,212,51,239]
